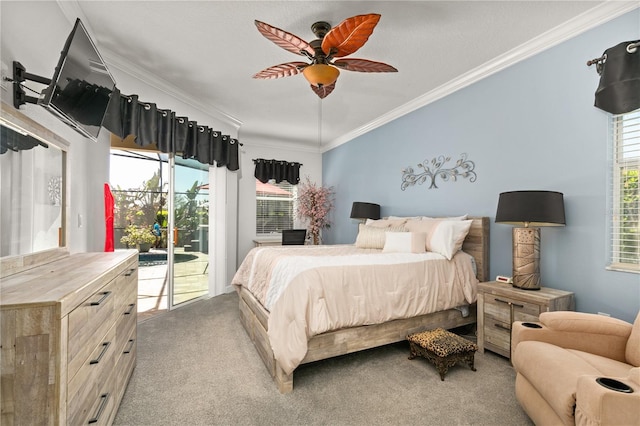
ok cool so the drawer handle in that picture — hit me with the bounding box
[494,323,511,331]
[90,291,112,306]
[90,342,111,365]
[124,268,136,277]
[124,303,136,315]
[124,339,135,354]
[88,393,109,424]
[494,298,524,309]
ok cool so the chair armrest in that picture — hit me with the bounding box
[511,312,632,363]
[575,370,640,426]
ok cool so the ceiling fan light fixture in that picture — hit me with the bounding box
[302,64,340,87]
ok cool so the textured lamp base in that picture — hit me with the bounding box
[512,227,541,290]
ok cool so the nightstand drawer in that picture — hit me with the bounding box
[484,318,511,351]
[484,295,540,322]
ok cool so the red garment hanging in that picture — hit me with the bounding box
[104,183,115,252]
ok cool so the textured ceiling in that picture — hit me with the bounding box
[5,1,637,151]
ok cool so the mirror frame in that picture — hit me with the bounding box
[0,101,70,278]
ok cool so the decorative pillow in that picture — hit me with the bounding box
[387,215,422,221]
[421,214,469,221]
[388,215,467,221]
[364,218,408,228]
[355,224,405,249]
[382,232,427,253]
[404,219,473,259]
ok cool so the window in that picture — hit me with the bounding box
[609,109,640,272]
[256,179,296,235]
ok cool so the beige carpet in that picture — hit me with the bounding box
[114,292,533,426]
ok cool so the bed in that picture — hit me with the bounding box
[233,216,489,393]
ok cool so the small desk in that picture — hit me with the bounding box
[253,237,282,247]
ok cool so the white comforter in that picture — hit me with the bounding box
[232,245,478,375]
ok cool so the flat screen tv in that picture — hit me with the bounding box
[39,18,116,142]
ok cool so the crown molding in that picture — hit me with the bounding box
[55,0,242,130]
[323,1,639,153]
[239,131,323,154]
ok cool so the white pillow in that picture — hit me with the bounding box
[382,232,427,253]
[355,224,405,249]
[404,219,473,259]
[364,218,408,228]
[387,215,422,221]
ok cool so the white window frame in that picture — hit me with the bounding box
[608,109,640,273]
[255,179,297,235]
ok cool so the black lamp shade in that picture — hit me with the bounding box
[350,202,381,220]
[495,191,565,226]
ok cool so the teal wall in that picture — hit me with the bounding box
[322,10,640,323]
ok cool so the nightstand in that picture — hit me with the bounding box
[477,281,575,358]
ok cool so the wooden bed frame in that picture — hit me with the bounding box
[238,216,490,393]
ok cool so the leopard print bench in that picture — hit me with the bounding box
[407,328,478,381]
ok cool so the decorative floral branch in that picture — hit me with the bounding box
[296,177,335,245]
[401,153,477,190]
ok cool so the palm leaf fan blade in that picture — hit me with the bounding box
[321,14,381,58]
[253,62,308,79]
[254,20,315,57]
[333,58,397,73]
[310,82,336,99]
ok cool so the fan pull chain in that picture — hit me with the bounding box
[317,98,323,148]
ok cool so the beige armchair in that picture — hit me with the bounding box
[511,311,640,425]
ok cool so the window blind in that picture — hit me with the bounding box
[609,110,640,272]
[256,179,296,235]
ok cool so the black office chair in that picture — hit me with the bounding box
[282,229,307,245]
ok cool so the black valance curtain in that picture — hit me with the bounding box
[1,124,47,154]
[592,40,640,115]
[253,158,302,185]
[103,88,240,171]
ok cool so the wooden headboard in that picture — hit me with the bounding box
[462,216,490,282]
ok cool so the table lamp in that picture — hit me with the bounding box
[495,191,565,290]
[350,202,381,223]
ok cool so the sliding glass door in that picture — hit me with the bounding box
[169,156,210,308]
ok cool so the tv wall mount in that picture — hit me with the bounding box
[11,61,51,109]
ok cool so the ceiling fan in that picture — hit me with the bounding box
[253,13,398,99]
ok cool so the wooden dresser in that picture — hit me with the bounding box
[477,281,575,358]
[1,250,138,425]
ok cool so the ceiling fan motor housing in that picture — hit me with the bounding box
[311,21,331,39]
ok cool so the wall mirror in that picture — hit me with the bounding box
[0,101,69,277]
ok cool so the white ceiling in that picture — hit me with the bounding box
[48,2,639,151]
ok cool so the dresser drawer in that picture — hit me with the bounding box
[484,294,540,322]
[513,306,540,323]
[116,299,137,357]
[483,317,511,356]
[67,323,117,425]
[74,373,118,426]
[67,277,119,380]
[116,326,137,404]
[114,262,138,312]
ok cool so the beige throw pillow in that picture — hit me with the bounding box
[355,224,405,249]
[364,218,408,228]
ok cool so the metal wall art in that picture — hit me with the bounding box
[401,153,476,190]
